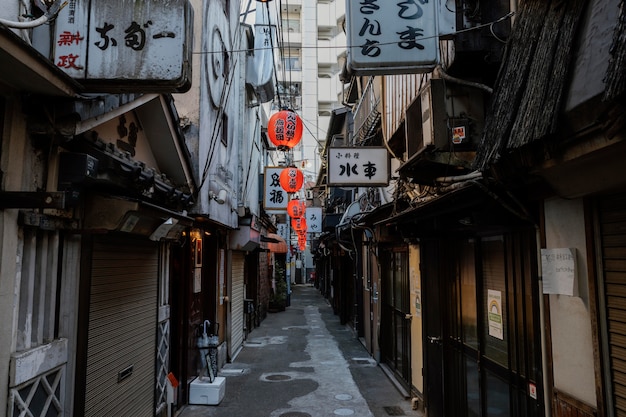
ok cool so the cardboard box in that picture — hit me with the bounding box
[189,377,225,405]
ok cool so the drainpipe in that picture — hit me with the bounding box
[537,227,551,417]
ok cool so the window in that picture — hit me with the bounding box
[221,113,229,146]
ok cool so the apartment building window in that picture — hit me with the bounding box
[283,57,302,71]
[282,18,300,33]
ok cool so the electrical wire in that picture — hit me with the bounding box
[0,0,67,29]
[191,11,516,56]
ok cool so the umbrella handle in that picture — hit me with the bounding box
[203,319,211,335]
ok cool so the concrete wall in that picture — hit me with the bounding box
[544,197,596,407]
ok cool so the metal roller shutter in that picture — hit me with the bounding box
[84,237,159,417]
[231,252,245,354]
[600,193,626,417]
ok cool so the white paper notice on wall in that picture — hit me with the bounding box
[541,248,578,296]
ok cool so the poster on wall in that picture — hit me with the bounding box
[541,248,578,296]
[487,289,503,340]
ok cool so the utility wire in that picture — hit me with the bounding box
[193,11,515,56]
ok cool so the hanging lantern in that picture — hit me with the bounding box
[268,110,303,150]
[287,198,306,218]
[280,167,304,193]
[291,216,307,232]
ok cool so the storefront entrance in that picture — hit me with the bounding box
[380,246,411,390]
[422,232,544,417]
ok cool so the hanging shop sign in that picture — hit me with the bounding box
[268,110,303,150]
[305,207,322,234]
[49,0,192,92]
[264,167,288,211]
[279,167,304,193]
[345,0,439,75]
[327,147,390,186]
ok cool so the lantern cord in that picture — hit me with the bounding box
[280,0,294,110]
[265,0,283,109]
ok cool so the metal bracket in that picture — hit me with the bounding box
[0,192,68,209]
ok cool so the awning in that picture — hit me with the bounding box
[0,26,81,97]
[261,233,288,253]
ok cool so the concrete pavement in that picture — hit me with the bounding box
[176,284,423,417]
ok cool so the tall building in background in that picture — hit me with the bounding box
[274,0,346,184]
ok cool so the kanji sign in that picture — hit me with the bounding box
[346,0,439,75]
[50,0,192,92]
[264,167,288,211]
[327,147,389,186]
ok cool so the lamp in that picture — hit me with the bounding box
[209,189,227,204]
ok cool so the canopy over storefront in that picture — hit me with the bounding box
[262,233,287,253]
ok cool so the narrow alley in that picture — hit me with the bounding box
[178,285,421,417]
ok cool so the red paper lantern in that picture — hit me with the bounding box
[292,217,307,232]
[268,110,303,150]
[280,167,304,193]
[287,199,306,218]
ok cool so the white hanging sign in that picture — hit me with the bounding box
[264,167,288,211]
[346,0,439,75]
[327,147,389,186]
[306,207,323,234]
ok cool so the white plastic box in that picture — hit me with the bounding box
[189,376,226,405]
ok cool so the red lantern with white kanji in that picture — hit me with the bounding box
[287,198,306,218]
[268,110,303,150]
[292,217,307,232]
[280,167,304,193]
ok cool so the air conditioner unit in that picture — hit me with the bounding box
[404,78,484,159]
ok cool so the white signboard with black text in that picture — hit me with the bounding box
[306,207,323,234]
[327,147,389,186]
[52,0,191,91]
[264,167,288,211]
[346,0,439,74]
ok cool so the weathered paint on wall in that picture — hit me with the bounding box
[544,197,597,407]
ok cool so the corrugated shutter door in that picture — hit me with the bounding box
[85,237,158,417]
[600,193,626,417]
[231,252,245,353]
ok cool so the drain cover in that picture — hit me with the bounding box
[383,406,406,416]
[266,374,291,381]
[279,413,311,417]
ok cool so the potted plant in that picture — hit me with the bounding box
[269,263,287,312]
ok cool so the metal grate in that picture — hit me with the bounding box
[155,319,170,412]
[10,367,63,417]
[383,406,406,416]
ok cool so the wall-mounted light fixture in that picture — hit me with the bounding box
[209,189,227,204]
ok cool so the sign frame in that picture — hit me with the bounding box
[327,147,390,187]
[346,0,440,75]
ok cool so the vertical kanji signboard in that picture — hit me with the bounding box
[346,0,439,75]
[327,147,389,186]
[52,0,192,91]
[264,167,288,211]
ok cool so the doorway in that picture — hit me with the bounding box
[422,232,543,417]
[380,246,411,389]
